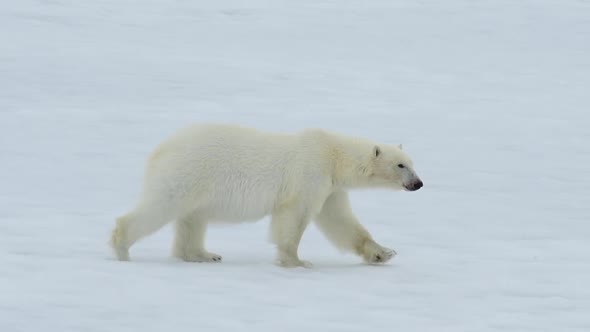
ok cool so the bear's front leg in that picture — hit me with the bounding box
[314,190,396,265]
[270,208,312,268]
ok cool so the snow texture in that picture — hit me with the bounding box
[1,1,589,331]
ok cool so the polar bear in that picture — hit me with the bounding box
[110,124,423,267]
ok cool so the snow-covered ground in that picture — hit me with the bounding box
[1,0,589,331]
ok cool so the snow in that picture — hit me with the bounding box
[1,0,589,331]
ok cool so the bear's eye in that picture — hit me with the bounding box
[397,164,405,169]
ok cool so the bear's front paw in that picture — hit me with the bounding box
[363,241,396,264]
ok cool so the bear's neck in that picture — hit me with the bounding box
[329,145,371,189]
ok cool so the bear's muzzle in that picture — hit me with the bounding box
[405,180,423,191]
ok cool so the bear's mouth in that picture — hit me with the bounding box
[404,180,423,191]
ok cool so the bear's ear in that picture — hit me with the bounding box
[398,144,403,150]
[373,145,381,158]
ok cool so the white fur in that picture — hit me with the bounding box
[110,124,422,267]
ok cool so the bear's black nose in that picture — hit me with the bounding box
[413,180,423,191]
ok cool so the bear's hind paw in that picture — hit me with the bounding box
[276,258,313,269]
[179,251,222,263]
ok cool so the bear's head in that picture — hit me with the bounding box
[366,144,423,191]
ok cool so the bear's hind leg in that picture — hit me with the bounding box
[270,208,312,268]
[111,216,131,261]
[110,205,173,261]
[173,212,221,263]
